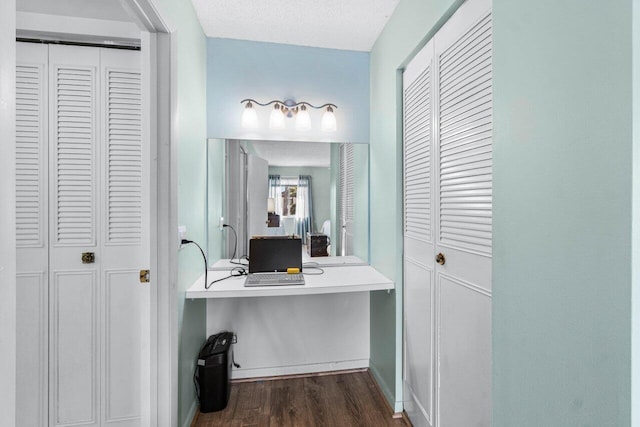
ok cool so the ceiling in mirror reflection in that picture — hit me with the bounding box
[249,140,330,168]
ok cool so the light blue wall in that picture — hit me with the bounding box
[207,38,369,143]
[330,144,339,256]
[207,138,225,263]
[369,0,462,409]
[371,0,637,422]
[633,3,640,425]
[153,0,208,425]
[492,1,633,425]
[352,143,370,261]
[205,38,371,262]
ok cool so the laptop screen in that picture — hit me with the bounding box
[249,237,303,273]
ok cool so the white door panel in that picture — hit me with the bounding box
[16,42,149,427]
[339,143,355,255]
[403,257,434,427]
[434,245,491,292]
[16,44,48,250]
[437,275,491,427]
[16,41,49,427]
[103,269,144,425]
[403,36,435,427]
[16,272,48,427]
[99,47,149,427]
[52,271,99,427]
[433,1,492,426]
[247,154,269,241]
[403,0,492,426]
[49,45,100,249]
[48,44,101,427]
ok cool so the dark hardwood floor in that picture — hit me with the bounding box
[193,370,410,427]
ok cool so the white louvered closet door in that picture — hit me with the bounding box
[402,0,492,426]
[338,143,355,256]
[98,47,150,427]
[16,43,149,427]
[433,0,492,426]
[48,44,102,427]
[403,38,435,427]
[16,42,49,427]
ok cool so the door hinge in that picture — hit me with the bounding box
[139,269,150,283]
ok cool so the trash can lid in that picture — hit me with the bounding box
[199,332,233,358]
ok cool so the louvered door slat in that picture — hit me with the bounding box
[439,78,491,112]
[440,124,492,148]
[441,136,491,157]
[337,143,355,255]
[438,13,492,255]
[439,40,491,92]
[344,144,355,221]
[441,100,491,130]
[438,14,492,66]
[53,65,96,246]
[404,65,432,242]
[16,65,46,247]
[106,69,142,244]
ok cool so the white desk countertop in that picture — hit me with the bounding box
[186,263,394,299]
[207,255,368,271]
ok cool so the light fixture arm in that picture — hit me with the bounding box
[240,98,337,111]
[295,101,338,110]
[241,98,338,131]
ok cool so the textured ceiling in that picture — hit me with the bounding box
[250,141,331,168]
[190,0,400,52]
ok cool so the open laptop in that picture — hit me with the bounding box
[244,236,305,287]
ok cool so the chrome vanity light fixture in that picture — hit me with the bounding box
[269,103,286,129]
[321,106,337,132]
[240,98,338,132]
[241,100,258,129]
[295,104,311,131]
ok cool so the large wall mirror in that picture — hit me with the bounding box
[207,138,369,265]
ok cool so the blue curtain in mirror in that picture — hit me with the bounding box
[296,175,313,244]
[268,175,281,203]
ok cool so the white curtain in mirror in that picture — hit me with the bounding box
[296,175,313,243]
[268,175,314,244]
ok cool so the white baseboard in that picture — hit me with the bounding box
[182,399,198,427]
[231,359,369,380]
[369,362,403,412]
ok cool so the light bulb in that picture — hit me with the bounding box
[241,102,258,129]
[321,106,337,132]
[269,104,285,129]
[296,105,311,131]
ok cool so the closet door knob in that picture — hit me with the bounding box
[435,252,446,265]
[82,252,95,264]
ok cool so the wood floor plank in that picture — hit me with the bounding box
[231,381,271,426]
[194,381,240,426]
[342,371,407,426]
[336,373,376,427]
[318,374,364,426]
[193,371,408,427]
[302,375,334,426]
[268,377,312,427]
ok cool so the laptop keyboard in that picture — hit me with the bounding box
[245,273,305,286]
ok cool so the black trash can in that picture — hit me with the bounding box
[194,332,234,413]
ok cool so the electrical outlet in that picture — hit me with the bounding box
[219,217,224,230]
[178,225,187,247]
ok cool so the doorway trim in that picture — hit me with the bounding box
[0,0,17,425]
[120,1,178,425]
